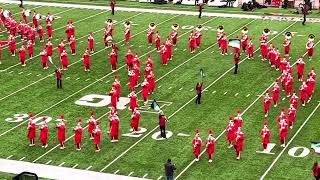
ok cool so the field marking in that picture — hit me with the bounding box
[19,157,25,161]
[37,74,41,77]
[223,91,228,95]
[128,171,134,176]
[157,176,163,180]
[179,87,183,91]
[27,73,32,76]
[85,78,90,81]
[66,77,70,80]
[114,169,120,174]
[85,165,92,170]
[58,162,65,167]
[168,87,172,90]
[246,94,251,97]
[143,173,148,178]
[9,71,13,74]
[174,20,299,179]
[0,8,112,71]
[99,19,256,172]
[45,160,52,165]
[235,93,239,96]
[0,12,144,102]
[212,90,216,94]
[6,155,13,159]
[260,102,320,180]
[72,164,78,169]
[76,77,80,80]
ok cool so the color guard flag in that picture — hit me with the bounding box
[150,100,160,111]
[200,68,204,84]
[48,56,58,69]
[228,39,241,49]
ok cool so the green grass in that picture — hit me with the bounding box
[0,2,320,180]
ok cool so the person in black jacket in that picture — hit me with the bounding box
[164,159,176,180]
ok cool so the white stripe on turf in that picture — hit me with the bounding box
[58,162,65,167]
[72,164,78,169]
[45,160,52,165]
[6,155,13,159]
[114,169,120,174]
[143,173,148,178]
[128,172,134,176]
[157,176,163,180]
[86,166,92,170]
[19,157,25,161]
[260,102,320,180]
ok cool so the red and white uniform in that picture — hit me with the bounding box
[93,126,101,151]
[109,50,117,71]
[165,39,173,60]
[234,114,243,130]
[234,129,245,159]
[8,36,16,56]
[287,106,297,128]
[130,110,141,132]
[56,119,66,149]
[290,93,299,109]
[206,131,215,162]
[146,28,154,44]
[170,30,178,46]
[73,121,83,150]
[147,72,156,94]
[195,31,202,47]
[283,39,291,56]
[124,26,131,43]
[37,25,44,42]
[220,36,228,55]
[88,33,95,52]
[60,50,69,70]
[189,33,196,53]
[39,121,48,147]
[46,41,53,57]
[285,75,294,97]
[58,40,66,56]
[66,23,75,42]
[240,33,248,52]
[155,33,161,51]
[299,82,308,106]
[296,58,305,81]
[216,31,225,48]
[46,21,53,38]
[109,88,118,110]
[125,49,134,69]
[40,49,48,69]
[160,45,168,65]
[260,34,268,59]
[141,80,150,103]
[306,40,314,59]
[307,76,316,99]
[19,46,26,66]
[27,40,33,58]
[247,39,254,58]
[87,114,96,139]
[272,82,280,106]
[192,134,202,160]
[83,50,90,71]
[263,94,272,117]
[226,119,235,147]
[110,116,120,141]
[69,36,76,55]
[260,125,270,150]
[279,120,288,146]
[128,92,138,111]
[27,120,36,146]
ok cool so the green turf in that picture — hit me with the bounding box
[0,2,319,180]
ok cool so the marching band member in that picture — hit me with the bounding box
[260,28,270,61]
[93,121,101,152]
[279,118,288,147]
[46,20,53,38]
[27,40,33,58]
[299,79,308,107]
[46,40,53,57]
[37,22,44,42]
[290,91,299,109]
[189,31,196,54]
[83,48,90,71]
[220,34,228,56]
[128,69,136,91]
[73,117,83,150]
[260,120,270,152]
[88,32,95,53]
[109,87,118,110]
[307,67,317,80]
[131,109,141,133]
[306,75,316,103]
[58,38,66,56]
[170,23,179,46]
[128,91,138,112]
[21,8,29,23]
[110,115,120,142]
[234,127,245,160]
[263,91,272,117]
[155,31,161,51]
[141,79,150,105]
[147,71,156,94]
[109,48,117,71]
[40,46,48,69]
[287,104,297,129]
[19,44,26,67]
[124,21,131,43]
[39,117,49,148]
[69,35,76,55]
[195,25,203,48]
[283,32,292,58]
[192,129,202,161]
[247,38,254,59]
[240,27,249,52]
[306,34,315,60]
[147,22,156,46]
[217,25,225,49]
[296,56,305,81]
[165,36,173,61]
[226,116,235,148]
[105,19,113,37]
[271,79,280,107]
[87,112,96,139]
[234,110,243,129]
[27,113,36,147]
[60,49,69,70]
[285,74,294,97]
[66,20,75,42]
[206,129,215,163]
[160,44,168,65]
[125,48,134,69]
[56,115,66,149]
[8,34,16,56]
[112,75,121,100]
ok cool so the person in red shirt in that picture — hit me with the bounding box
[124,21,131,43]
[306,34,315,60]
[159,111,167,138]
[73,117,83,151]
[299,80,308,106]
[109,87,118,110]
[234,127,245,160]
[192,129,202,161]
[131,109,141,133]
[8,35,16,56]
[83,48,90,71]
[263,91,272,117]
[110,0,116,15]
[283,32,292,58]
[88,32,95,53]
[290,91,299,109]
[195,26,203,48]
[37,23,44,42]
[307,75,316,103]
[69,35,76,55]
[147,23,155,46]
[27,113,36,147]
[87,112,96,139]
[260,120,270,152]
[39,117,49,148]
[247,38,254,59]
[19,45,26,66]
[93,121,101,152]
[260,29,269,61]
[46,40,53,57]
[189,31,196,54]
[110,115,120,142]
[46,21,53,39]
[234,47,240,74]
[195,82,202,104]
[141,79,150,105]
[128,91,138,112]
[55,68,63,89]
[296,56,305,81]
[240,27,248,52]
[125,48,134,69]
[147,71,156,94]
[109,48,117,71]
[58,39,65,56]
[65,21,75,42]
[287,104,297,129]
[170,24,179,46]
[60,50,69,70]
[40,47,48,69]
[226,116,235,148]
[155,31,161,51]
[160,44,168,65]
[279,118,288,147]
[206,129,215,163]
[56,115,66,149]
[220,35,228,55]
[165,37,173,61]
[272,79,280,107]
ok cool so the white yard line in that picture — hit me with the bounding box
[260,102,320,180]
[6,155,13,159]
[174,20,299,180]
[99,19,256,173]
[58,162,65,167]
[72,164,78,169]
[45,160,52,165]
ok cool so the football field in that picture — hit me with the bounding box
[0,1,320,179]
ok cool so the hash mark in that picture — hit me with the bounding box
[86,165,92,170]
[143,173,148,178]
[106,80,110,84]
[6,155,13,159]
[224,91,228,95]
[76,77,80,80]
[72,164,78,169]
[66,77,70,80]
[246,94,251,97]
[45,160,52,165]
[85,78,90,81]
[128,171,134,176]
[37,74,41,77]
[157,176,163,180]
[19,157,25,161]
[9,71,13,74]
[282,97,286,101]
[212,90,216,94]
[58,162,65,167]
[235,93,239,96]
[114,170,120,174]
[179,87,183,91]
[18,72,23,74]
[158,85,162,89]
[189,89,193,92]
[183,49,186,51]
[27,73,32,76]
[168,87,172,89]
